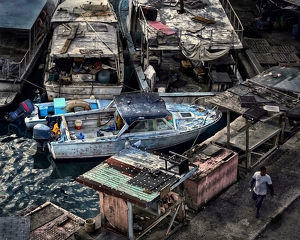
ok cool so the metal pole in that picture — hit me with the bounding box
[245,118,250,174]
[227,109,230,148]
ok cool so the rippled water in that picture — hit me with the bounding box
[0,119,102,219]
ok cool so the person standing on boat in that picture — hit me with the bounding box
[248,166,274,218]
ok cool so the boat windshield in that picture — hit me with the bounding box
[127,118,174,133]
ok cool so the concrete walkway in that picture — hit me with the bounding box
[169,130,300,240]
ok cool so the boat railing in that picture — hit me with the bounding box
[4,16,50,79]
[219,0,244,43]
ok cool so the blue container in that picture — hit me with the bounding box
[39,105,48,117]
[54,98,66,114]
[49,72,59,81]
[97,69,110,83]
[77,132,85,139]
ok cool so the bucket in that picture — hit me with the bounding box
[84,218,95,233]
[97,69,110,83]
[75,120,82,130]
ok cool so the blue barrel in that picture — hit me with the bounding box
[97,69,110,83]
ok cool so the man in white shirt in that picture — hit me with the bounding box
[248,166,274,218]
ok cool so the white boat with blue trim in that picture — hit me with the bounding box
[32,92,222,160]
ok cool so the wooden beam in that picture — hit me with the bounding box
[60,24,79,54]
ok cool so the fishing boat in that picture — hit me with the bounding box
[32,92,222,160]
[0,0,60,108]
[118,0,244,102]
[5,97,113,129]
[43,0,124,101]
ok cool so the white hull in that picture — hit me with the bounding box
[44,83,123,100]
[49,128,208,159]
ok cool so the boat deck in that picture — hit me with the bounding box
[68,125,116,140]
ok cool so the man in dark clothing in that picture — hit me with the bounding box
[249,166,274,218]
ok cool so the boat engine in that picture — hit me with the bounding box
[5,99,34,122]
[33,123,51,151]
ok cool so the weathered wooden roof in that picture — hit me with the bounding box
[77,146,198,208]
[50,22,118,58]
[0,0,47,30]
[114,92,169,125]
[248,66,300,94]
[51,0,118,24]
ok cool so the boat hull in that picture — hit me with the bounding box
[48,127,210,160]
[44,83,123,100]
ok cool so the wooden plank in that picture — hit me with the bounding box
[60,24,79,54]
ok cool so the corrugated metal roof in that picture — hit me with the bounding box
[0,0,47,30]
[77,147,198,207]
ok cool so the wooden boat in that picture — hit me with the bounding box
[118,0,244,102]
[43,0,124,101]
[0,0,60,108]
[32,92,222,160]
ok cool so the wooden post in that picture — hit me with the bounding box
[280,113,286,144]
[127,202,134,240]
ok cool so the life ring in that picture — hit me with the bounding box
[65,100,91,113]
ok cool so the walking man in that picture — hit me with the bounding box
[248,166,274,218]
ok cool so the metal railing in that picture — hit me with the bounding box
[219,0,244,43]
[3,16,50,79]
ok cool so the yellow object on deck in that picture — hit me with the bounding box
[192,16,216,24]
[52,123,60,135]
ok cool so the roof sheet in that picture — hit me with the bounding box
[0,0,47,30]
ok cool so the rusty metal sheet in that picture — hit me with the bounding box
[30,203,64,231]
[254,53,277,65]
[127,169,179,192]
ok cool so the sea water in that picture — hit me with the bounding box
[0,119,102,219]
